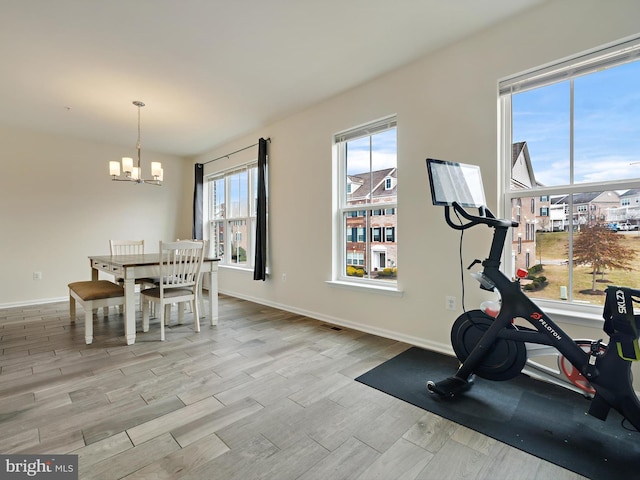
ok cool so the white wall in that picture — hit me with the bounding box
[193,0,640,353]
[0,125,190,306]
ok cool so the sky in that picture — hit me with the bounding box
[512,60,640,187]
[346,128,397,176]
[344,59,640,185]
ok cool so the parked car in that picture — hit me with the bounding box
[606,222,619,231]
[618,222,638,231]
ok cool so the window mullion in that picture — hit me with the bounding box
[569,79,575,185]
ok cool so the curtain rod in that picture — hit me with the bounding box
[202,137,271,166]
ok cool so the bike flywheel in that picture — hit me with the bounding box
[451,309,527,381]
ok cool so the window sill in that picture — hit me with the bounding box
[218,264,271,276]
[531,298,604,329]
[219,264,253,272]
[326,280,404,297]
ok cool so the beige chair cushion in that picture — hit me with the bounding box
[68,280,124,301]
[140,287,194,299]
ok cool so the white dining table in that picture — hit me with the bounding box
[88,253,220,345]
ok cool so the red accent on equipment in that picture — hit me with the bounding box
[516,268,528,279]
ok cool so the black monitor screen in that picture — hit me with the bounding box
[426,158,487,208]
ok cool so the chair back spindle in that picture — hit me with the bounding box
[110,239,145,256]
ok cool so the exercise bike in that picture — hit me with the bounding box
[425,158,640,432]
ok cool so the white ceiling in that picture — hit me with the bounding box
[0,0,548,157]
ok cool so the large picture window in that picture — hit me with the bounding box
[500,36,640,309]
[207,164,258,268]
[334,117,397,286]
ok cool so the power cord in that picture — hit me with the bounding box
[453,208,467,314]
[621,417,640,432]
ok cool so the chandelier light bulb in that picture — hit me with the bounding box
[109,161,121,176]
[122,157,133,174]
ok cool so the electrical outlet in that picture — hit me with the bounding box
[282,273,287,282]
[33,271,42,280]
[446,295,456,311]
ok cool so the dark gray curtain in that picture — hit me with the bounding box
[253,138,268,280]
[192,163,204,240]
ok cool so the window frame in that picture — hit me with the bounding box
[206,162,258,270]
[499,35,640,315]
[332,116,399,290]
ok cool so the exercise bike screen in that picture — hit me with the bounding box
[426,158,487,208]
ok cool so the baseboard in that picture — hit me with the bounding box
[0,296,67,310]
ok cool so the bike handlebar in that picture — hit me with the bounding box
[444,202,518,230]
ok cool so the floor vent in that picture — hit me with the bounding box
[321,324,343,331]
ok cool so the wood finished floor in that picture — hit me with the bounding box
[0,294,586,480]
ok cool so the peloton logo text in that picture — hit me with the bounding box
[531,312,562,341]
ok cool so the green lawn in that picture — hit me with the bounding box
[531,231,640,305]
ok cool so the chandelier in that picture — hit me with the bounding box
[109,101,163,186]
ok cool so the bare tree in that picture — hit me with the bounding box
[572,223,636,293]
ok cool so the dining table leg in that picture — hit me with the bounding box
[124,277,136,345]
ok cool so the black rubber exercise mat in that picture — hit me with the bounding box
[355,347,640,479]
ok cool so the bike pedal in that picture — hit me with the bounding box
[427,376,473,398]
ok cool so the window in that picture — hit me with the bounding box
[207,164,258,268]
[500,36,640,308]
[335,116,397,284]
[385,227,395,243]
[347,251,364,266]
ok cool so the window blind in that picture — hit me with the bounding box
[499,35,640,96]
[334,116,397,143]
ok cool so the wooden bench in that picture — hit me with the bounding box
[69,280,125,344]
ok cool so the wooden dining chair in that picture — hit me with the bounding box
[109,239,145,256]
[176,238,208,316]
[109,239,157,311]
[140,240,205,341]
